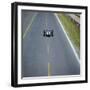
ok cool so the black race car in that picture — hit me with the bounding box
[43,29,53,37]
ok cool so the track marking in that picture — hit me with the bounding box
[45,13,47,28]
[48,62,51,76]
[54,13,80,64]
[45,14,51,76]
[23,13,37,39]
[47,45,50,54]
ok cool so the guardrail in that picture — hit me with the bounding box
[65,14,80,25]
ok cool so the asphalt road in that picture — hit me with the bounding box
[22,11,80,77]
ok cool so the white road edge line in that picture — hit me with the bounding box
[54,13,80,64]
[23,13,38,39]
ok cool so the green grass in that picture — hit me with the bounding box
[57,13,80,57]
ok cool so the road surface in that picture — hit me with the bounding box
[22,11,80,77]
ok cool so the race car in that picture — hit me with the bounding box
[43,29,53,37]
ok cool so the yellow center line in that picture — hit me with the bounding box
[23,13,37,39]
[48,62,51,76]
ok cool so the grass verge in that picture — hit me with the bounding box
[57,13,80,57]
